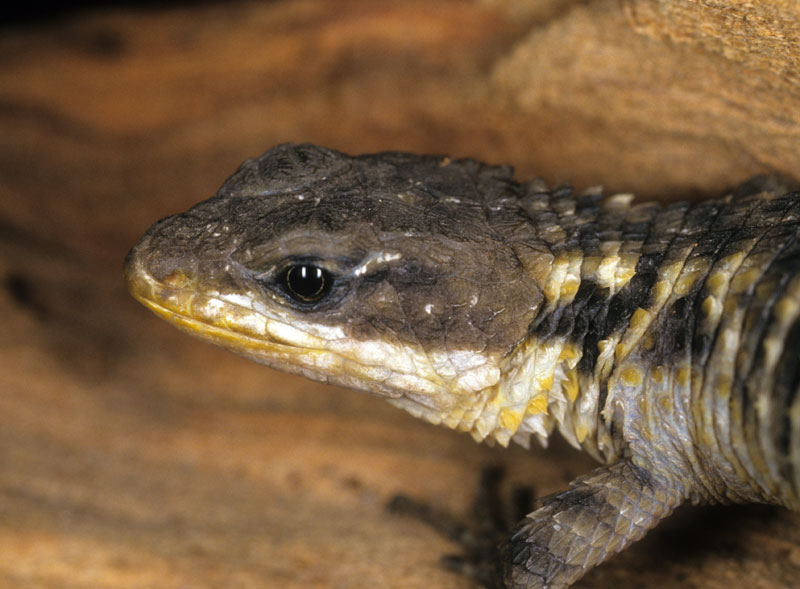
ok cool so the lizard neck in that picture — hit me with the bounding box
[496,189,669,462]
[404,189,670,461]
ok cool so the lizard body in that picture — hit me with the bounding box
[125,143,800,587]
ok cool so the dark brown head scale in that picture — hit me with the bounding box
[130,142,549,364]
[216,143,354,198]
[215,142,520,219]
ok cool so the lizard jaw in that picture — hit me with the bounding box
[125,245,514,436]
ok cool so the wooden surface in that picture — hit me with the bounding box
[2,1,800,587]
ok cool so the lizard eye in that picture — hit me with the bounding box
[282,264,332,303]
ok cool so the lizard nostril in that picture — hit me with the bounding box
[146,253,197,288]
[162,269,188,288]
[134,238,196,286]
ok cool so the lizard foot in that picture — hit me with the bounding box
[503,460,684,588]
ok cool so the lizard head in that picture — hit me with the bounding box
[125,143,554,443]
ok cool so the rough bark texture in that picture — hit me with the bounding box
[1,1,800,587]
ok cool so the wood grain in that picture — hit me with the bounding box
[1,1,799,587]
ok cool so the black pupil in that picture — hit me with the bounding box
[285,264,329,302]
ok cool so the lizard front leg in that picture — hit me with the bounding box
[503,460,684,588]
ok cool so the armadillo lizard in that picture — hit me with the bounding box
[125,143,800,587]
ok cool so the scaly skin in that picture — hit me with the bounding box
[125,144,800,587]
